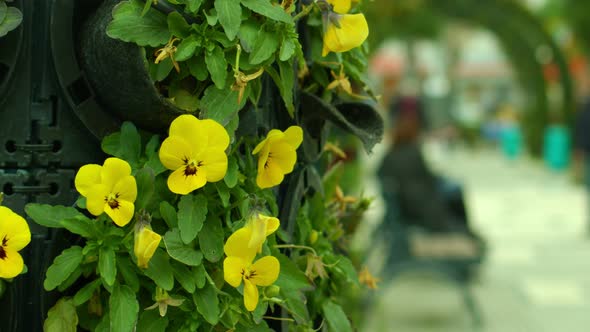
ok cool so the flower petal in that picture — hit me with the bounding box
[283,126,303,149]
[250,256,280,286]
[328,0,351,14]
[169,115,207,154]
[74,164,102,197]
[247,216,268,253]
[224,227,257,263]
[0,248,24,278]
[134,228,161,269]
[0,207,30,251]
[323,14,368,55]
[256,161,285,189]
[201,148,228,182]
[243,279,259,311]
[101,158,132,190]
[167,167,207,195]
[201,119,230,150]
[86,184,109,216]
[269,141,297,174]
[104,200,135,227]
[159,136,193,171]
[113,175,137,203]
[223,256,247,287]
[252,130,284,155]
[261,215,280,236]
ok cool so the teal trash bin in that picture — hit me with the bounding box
[543,125,570,170]
[500,124,522,160]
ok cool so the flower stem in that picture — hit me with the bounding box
[273,244,317,256]
[263,316,295,322]
[293,3,314,21]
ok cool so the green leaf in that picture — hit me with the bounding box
[194,264,207,288]
[279,35,297,61]
[177,194,208,244]
[198,215,224,262]
[204,8,218,25]
[159,201,178,228]
[178,0,203,13]
[144,249,175,290]
[0,2,7,23]
[248,27,279,65]
[135,167,156,210]
[149,57,174,82]
[119,121,142,164]
[223,156,239,188]
[240,0,293,23]
[117,256,140,293]
[60,217,96,239]
[205,45,228,89]
[322,300,353,332]
[274,253,313,292]
[167,11,190,38]
[44,246,84,291]
[106,0,170,47]
[187,55,209,80]
[0,6,22,37]
[169,88,199,112]
[99,246,117,287]
[193,282,219,324]
[215,0,241,40]
[280,289,310,324]
[25,204,85,228]
[171,261,196,293]
[110,284,139,332]
[43,298,78,332]
[164,229,203,266]
[73,279,102,306]
[175,35,200,61]
[238,20,259,53]
[215,182,230,208]
[200,85,244,125]
[278,60,295,116]
[137,309,169,332]
[58,267,82,292]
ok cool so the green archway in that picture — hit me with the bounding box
[366,0,575,155]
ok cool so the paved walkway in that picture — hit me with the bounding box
[361,145,590,332]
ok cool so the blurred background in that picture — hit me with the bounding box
[345,0,590,331]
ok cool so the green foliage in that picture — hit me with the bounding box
[33,0,378,330]
[106,0,170,47]
[0,1,22,37]
[44,298,78,332]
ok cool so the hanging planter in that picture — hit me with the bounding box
[7,0,384,331]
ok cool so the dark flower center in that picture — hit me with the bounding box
[242,268,257,280]
[182,157,203,177]
[105,193,121,209]
[0,236,7,260]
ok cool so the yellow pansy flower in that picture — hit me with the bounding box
[223,228,280,311]
[134,226,162,269]
[75,158,137,227]
[159,115,230,195]
[0,206,31,279]
[322,13,368,57]
[252,126,303,189]
[246,213,280,253]
[327,0,351,14]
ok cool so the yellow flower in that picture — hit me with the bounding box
[322,13,368,56]
[159,115,230,195]
[0,206,31,279]
[252,126,303,189]
[223,227,280,311]
[327,0,351,14]
[75,158,137,227]
[245,213,280,253]
[134,226,162,269]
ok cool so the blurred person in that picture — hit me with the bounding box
[453,84,485,149]
[543,113,570,171]
[497,104,523,160]
[573,97,590,230]
[378,82,478,236]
